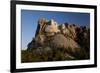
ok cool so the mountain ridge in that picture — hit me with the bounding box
[21,18,90,62]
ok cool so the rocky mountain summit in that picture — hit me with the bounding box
[21,18,90,62]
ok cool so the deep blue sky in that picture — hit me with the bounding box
[21,10,90,50]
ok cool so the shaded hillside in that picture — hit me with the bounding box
[21,18,90,63]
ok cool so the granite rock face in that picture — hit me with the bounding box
[23,18,90,62]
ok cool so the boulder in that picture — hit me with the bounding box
[49,34,80,50]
